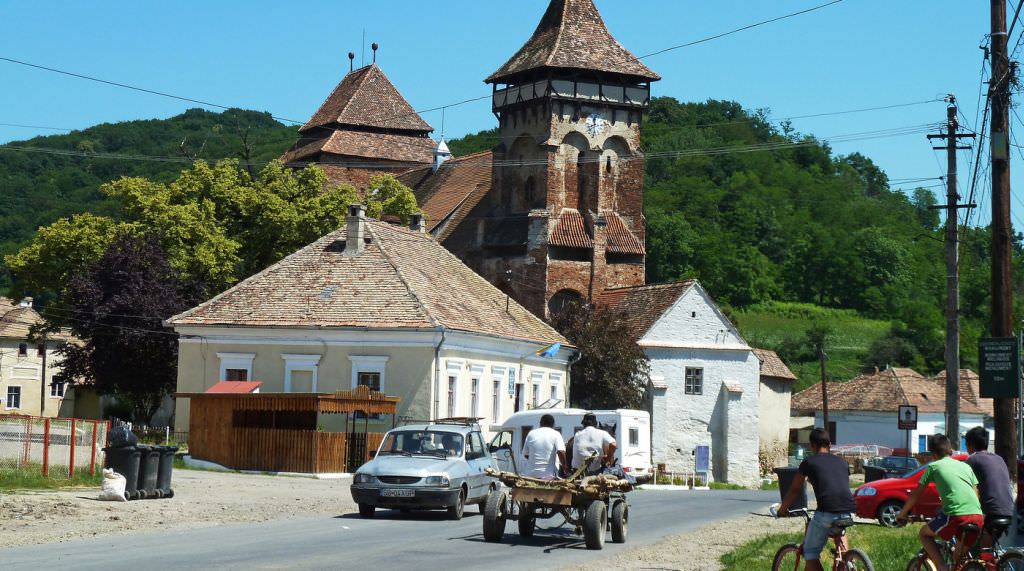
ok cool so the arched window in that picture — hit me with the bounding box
[548,289,584,316]
[524,177,536,205]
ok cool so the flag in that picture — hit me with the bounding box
[537,342,561,358]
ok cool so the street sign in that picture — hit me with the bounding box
[695,445,710,473]
[980,336,1021,398]
[898,405,918,430]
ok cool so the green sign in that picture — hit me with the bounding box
[979,336,1021,398]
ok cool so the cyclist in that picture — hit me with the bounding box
[778,427,856,571]
[897,434,984,571]
[964,426,1014,546]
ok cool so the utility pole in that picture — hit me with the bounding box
[990,0,1018,477]
[819,346,829,437]
[927,96,975,450]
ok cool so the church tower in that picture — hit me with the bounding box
[481,0,660,318]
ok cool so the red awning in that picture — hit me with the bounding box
[204,381,263,394]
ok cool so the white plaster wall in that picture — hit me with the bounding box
[642,285,746,348]
[0,339,71,418]
[814,411,988,453]
[758,378,792,468]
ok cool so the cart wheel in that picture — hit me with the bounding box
[483,490,507,543]
[583,501,607,550]
[611,500,629,543]
[518,503,535,537]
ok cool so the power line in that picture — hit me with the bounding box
[0,122,73,132]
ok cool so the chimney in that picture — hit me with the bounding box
[346,204,367,255]
[410,214,426,233]
[18,297,32,308]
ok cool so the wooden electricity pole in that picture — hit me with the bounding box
[819,346,829,436]
[927,96,974,450]
[990,0,1018,476]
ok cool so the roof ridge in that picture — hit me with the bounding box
[545,0,569,68]
[334,65,374,124]
[368,222,441,328]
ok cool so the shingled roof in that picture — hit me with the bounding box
[753,349,797,382]
[486,0,660,83]
[791,367,992,416]
[301,64,433,134]
[0,297,75,341]
[399,151,494,240]
[283,130,436,165]
[596,281,697,342]
[167,219,568,346]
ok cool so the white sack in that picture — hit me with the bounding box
[98,467,128,502]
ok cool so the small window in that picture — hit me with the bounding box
[447,375,458,417]
[37,345,45,357]
[50,380,66,398]
[606,156,613,173]
[532,383,540,408]
[629,427,639,447]
[685,368,704,395]
[358,371,381,391]
[491,379,502,422]
[470,378,480,418]
[18,343,27,357]
[225,368,248,382]
[520,425,533,449]
[6,386,21,409]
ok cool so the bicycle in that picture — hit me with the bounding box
[903,515,1024,571]
[769,506,875,571]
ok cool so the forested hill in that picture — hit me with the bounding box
[0,109,298,287]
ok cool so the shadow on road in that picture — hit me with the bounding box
[335,510,482,521]
[449,526,588,553]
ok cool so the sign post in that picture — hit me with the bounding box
[898,405,918,459]
[980,337,1022,398]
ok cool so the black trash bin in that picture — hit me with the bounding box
[155,446,178,499]
[103,446,141,501]
[136,445,161,499]
[863,465,887,484]
[773,466,807,511]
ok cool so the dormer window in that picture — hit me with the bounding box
[18,343,27,357]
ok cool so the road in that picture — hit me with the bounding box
[1,489,778,571]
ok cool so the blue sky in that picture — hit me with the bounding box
[0,1,1012,225]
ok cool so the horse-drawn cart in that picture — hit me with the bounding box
[481,465,632,550]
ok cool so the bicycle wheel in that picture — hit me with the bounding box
[905,551,938,571]
[841,548,875,571]
[772,543,801,571]
[998,550,1024,571]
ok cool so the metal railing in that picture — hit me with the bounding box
[0,414,110,478]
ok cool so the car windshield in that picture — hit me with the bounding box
[378,430,464,458]
[903,464,927,479]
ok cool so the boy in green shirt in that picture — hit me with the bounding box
[897,434,983,571]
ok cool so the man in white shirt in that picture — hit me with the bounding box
[571,412,617,475]
[522,414,566,480]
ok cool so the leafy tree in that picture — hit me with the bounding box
[58,234,198,421]
[550,302,650,409]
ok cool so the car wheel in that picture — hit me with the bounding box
[447,488,466,520]
[358,503,375,519]
[877,500,903,528]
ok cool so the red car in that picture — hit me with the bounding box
[853,454,967,527]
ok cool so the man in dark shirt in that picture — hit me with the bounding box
[964,426,1013,541]
[778,428,856,571]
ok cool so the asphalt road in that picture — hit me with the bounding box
[1,489,778,571]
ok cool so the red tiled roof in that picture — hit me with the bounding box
[791,368,992,416]
[284,130,435,165]
[0,297,76,342]
[605,212,644,255]
[753,349,797,381]
[596,281,697,342]
[301,65,432,133]
[205,381,263,394]
[168,219,568,346]
[549,209,592,248]
[399,151,494,240]
[487,0,660,83]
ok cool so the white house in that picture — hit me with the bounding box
[0,297,77,418]
[791,367,991,454]
[598,281,761,487]
[167,206,575,433]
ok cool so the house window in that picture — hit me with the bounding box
[492,379,502,422]
[6,386,21,409]
[36,345,45,357]
[684,368,703,395]
[348,356,389,391]
[18,343,27,357]
[470,378,480,418]
[218,353,255,383]
[550,372,563,404]
[447,375,458,417]
[531,371,544,408]
[282,354,321,393]
[629,427,639,447]
[50,380,66,398]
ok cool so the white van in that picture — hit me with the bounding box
[489,408,652,482]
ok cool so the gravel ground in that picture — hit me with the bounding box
[0,469,356,548]
[605,511,805,571]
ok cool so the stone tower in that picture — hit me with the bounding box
[480,0,660,318]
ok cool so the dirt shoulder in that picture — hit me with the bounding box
[606,512,804,571]
[0,469,356,549]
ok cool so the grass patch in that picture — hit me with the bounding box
[734,302,891,392]
[0,466,103,491]
[721,522,921,570]
[709,481,747,490]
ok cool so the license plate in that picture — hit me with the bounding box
[380,488,415,498]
